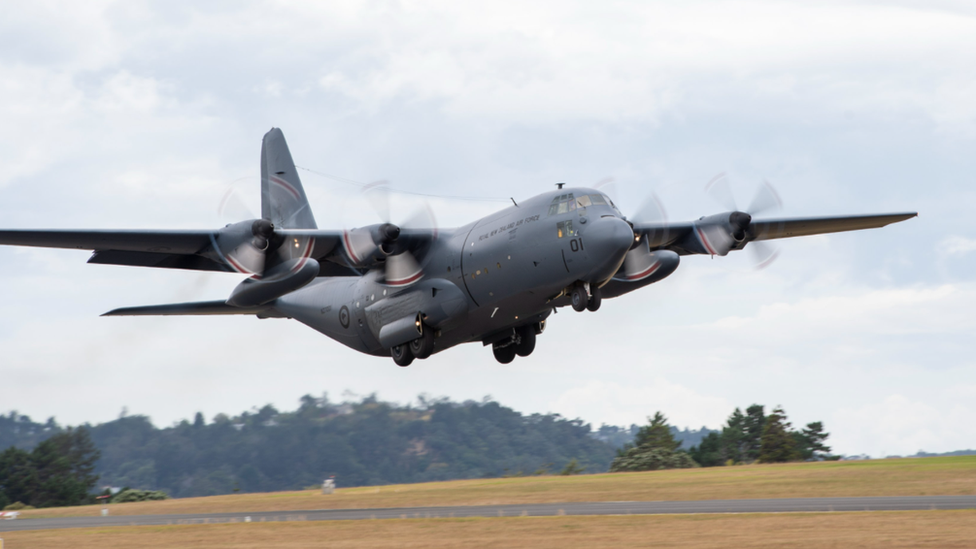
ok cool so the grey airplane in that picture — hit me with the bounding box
[0,129,916,366]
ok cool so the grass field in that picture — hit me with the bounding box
[4,511,976,548]
[18,455,976,519]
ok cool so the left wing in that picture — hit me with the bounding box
[632,212,917,256]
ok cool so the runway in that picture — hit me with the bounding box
[2,495,975,532]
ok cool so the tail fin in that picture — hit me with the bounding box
[261,128,317,229]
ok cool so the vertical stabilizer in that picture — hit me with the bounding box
[261,128,317,229]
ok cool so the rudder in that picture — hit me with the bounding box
[261,128,317,229]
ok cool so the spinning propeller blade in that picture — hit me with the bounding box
[702,174,785,268]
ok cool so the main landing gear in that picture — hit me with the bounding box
[391,322,436,367]
[571,284,601,312]
[492,322,543,364]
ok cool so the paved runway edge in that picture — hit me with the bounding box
[3,495,975,532]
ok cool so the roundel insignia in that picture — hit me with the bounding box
[339,305,350,329]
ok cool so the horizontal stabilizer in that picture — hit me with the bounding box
[101,300,270,317]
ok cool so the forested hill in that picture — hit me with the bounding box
[3,396,617,498]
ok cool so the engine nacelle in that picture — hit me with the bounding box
[340,223,401,267]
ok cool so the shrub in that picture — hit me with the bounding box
[3,502,36,511]
[110,489,169,503]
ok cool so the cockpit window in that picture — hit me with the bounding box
[547,193,576,216]
[589,194,607,206]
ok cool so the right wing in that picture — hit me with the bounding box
[0,229,216,253]
[0,226,439,276]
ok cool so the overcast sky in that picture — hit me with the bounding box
[2,1,974,458]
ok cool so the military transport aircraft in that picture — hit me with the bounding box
[0,129,916,366]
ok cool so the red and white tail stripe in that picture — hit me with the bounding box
[269,175,301,200]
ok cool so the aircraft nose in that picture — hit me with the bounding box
[581,215,635,282]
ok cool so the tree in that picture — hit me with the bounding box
[193,413,205,429]
[0,446,35,508]
[758,407,798,463]
[743,405,766,462]
[609,412,697,472]
[688,432,723,467]
[793,422,831,460]
[29,427,101,507]
[632,412,680,452]
[719,408,746,463]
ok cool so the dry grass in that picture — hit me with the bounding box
[19,455,976,519]
[4,511,976,548]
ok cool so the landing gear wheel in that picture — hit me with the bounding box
[391,344,414,367]
[571,286,588,312]
[515,325,536,357]
[586,287,602,312]
[493,343,517,364]
[409,324,435,359]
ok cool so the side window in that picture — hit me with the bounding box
[556,220,576,238]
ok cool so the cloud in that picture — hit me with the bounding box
[549,379,731,429]
[939,235,976,256]
[833,394,976,456]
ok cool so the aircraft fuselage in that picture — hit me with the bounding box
[275,187,648,357]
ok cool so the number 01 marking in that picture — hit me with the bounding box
[569,238,584,252]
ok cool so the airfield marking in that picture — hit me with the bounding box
[2,496,976,533]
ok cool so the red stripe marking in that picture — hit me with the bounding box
[624,260,661,281]
[696,226,717,255]
[387,270,424,286]
[225,254,259,278]
[270,175,301,200]
[342,230,361,264]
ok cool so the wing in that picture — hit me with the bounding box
[0,227,440,276]
[748,213,918,241]
[0,229,216,253]
[632,212,917,256]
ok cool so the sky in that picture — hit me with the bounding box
[1,0,975,458]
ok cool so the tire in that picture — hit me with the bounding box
[586,287,602,312]
[409,325,435,359]
[493,343,517,364]
[515,326,536,357]
[571,286,588,312]
[391,344,414,367]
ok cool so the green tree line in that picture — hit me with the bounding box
[2,398,834,505]
[608,404,833,472]
[3,395,617,499]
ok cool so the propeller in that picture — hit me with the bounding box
[703,173,783,269]
[212,181,316,280]
[622,189,671,279]
[345,181,438,287]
